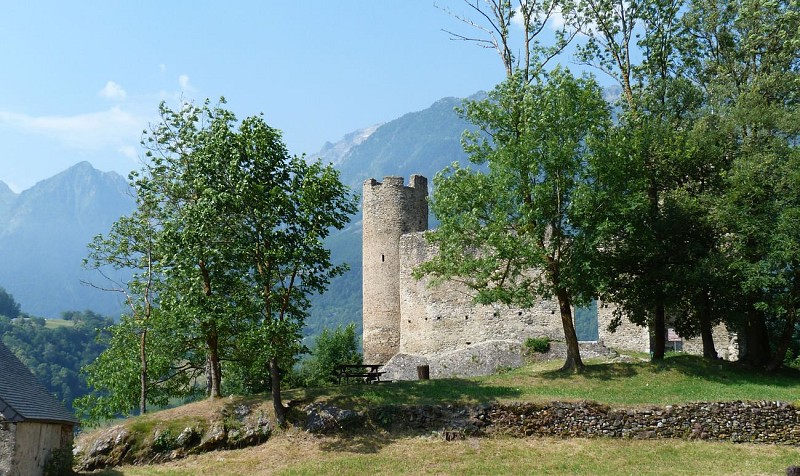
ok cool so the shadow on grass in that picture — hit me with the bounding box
[650,353,800,388]
[286,378,523,409]
[538,361,641,381]
[536,353,800,390]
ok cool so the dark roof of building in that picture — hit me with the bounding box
[0,340,78,425]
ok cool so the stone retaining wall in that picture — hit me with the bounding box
[486,401,800,444]
[309,401,800,446]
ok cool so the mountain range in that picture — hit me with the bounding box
[0,86,619,331]
[0,94,475,331]
[0,162,135,317]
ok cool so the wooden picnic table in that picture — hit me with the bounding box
[335,364,389,384]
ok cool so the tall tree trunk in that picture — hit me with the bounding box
[556,289,584,372]
[269,356,287,427]
[139,329,148,415]
[740,309,771,367]
[652,302,666,360]
[766,310,796,372]
[699,289,718,359]
[207,327,222,399]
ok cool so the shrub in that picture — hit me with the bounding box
[525,336,551,354]
[296,323,362,387]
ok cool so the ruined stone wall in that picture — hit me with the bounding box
[681,325,738,361]
[363,173,737,364]
[362,175,428,364]
[596,302,650,353]
[0,420,15,476]
[399,232,563,356]
[307,400,800,446]
[598,302,737,359]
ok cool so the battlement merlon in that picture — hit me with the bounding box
[363,175,428,190]
[409,174,427,190]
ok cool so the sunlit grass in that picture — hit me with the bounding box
[81,353,800,475]
[44,318,74,329]
[101,433,800,476]
[285,353,800,408]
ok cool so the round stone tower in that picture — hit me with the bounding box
[362,175,428,364]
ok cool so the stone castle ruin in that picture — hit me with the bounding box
[362,175,737,379]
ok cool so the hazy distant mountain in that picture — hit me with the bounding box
[305,95,478,336]
[603,85,623,104]
[314,124,382,167]
[0,181,16,216]
[0,91,474,324]
[0,162,135,317]
[0,87,616,331]
[307,87,614,336]
[334,95,481,190]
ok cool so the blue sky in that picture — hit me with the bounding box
[0,1,600,192]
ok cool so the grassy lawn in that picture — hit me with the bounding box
[44,318,74,329]
[97,432,800,475]
[285,354,800,409]
[80,354,800,475]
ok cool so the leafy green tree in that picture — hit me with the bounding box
[0,286,21,318]
[440,0,577,82]
[296,323,362,387]
[679,0,800,369]
[81,198,166,416]
[417,69,611,372]
[81,99,357,425]
[434,1,595,371]
[136,101,251,399]
[562,0,730,360]
[74,313,186,424]
[192,111,358,422]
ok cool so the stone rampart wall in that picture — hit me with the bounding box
[399,232,563,356]
[309,401,800,446]
[363,174,738,364]
[486,401,800,444]
[596,301,650,353]
[597,301,738,360]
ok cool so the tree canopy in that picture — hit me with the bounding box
[438,0,800,369]
[418,69,611,372]
[0,286,21,318]
[79,99,357,425]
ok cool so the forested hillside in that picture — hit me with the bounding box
[0,309,112,410]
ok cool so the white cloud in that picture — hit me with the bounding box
[0,106,146,151]
[159,63,167,73]
[99,81,127,101]
[118,144,138,159]
[178,74,196,93]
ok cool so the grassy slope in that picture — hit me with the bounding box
[44,318,74,329]
[85,354,800,475]
[286,354,800,408]
[101,434,800,476]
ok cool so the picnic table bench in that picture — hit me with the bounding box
[335,364,391,384]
